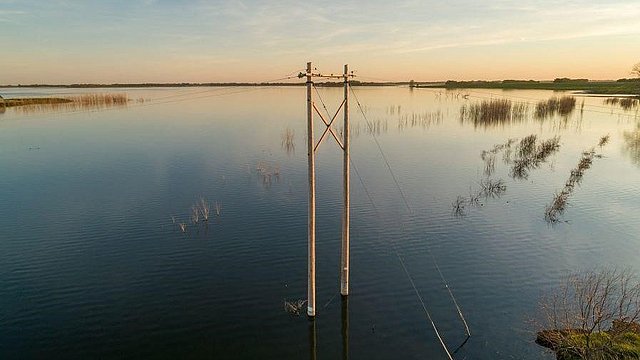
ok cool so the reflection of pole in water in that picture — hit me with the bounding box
[341,296,349,360]
[308,320,317,360]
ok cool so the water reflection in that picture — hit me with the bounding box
[623,125,640,166]
[397,111,442,130]
[604,97,639,111]
[534,96,576,119]
[308,320,317,360]
[341,296,349,360]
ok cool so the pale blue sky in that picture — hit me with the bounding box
[1,0,639,84]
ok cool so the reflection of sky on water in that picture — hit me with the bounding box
[0,86,639,359]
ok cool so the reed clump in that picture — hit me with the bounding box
[545,136,609,223]
[281,127,295,155]
[256,161,281,187]
[8,93,129,114]
[199,198,210,221]
[172,197,217,234]
[479,178,507,198]
[460,99,529,128]
[534,96,576,119]
[511,136,561,179]
[284,299,307,316]
[605,97,639,111]
[481,138,518,175]
[452,177,508,217]
[623,126,640,166]
[397,110,443,130]
[452,195,467,217]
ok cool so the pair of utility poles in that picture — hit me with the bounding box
[304,62,354,318]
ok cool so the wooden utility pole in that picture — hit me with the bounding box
[303,62,354,318]
[341,64,350,296]
[306,62,316,319]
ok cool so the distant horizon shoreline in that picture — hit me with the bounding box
[1,78,638,95]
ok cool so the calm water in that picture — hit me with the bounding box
[1,86,639,359]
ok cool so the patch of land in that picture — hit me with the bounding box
[0,97,72,107]
[414,78,640,95]
[536,321,640,359]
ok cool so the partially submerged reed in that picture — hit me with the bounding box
[545,136,609,223]
[281,127,295,155]
[8,93,129,114]
[199,198,210,221]
[511,136,561,179]
[284,299,307,316]
[256,161,281,187]
[452,195,467,217]
[534,96,576,119]
[479,178,507,198]
[460,99,520,128]
[173,197,218,234]
[623,126,640,166]
[452,178,508,217]
[605,97,639,111]
[397,110,443,130]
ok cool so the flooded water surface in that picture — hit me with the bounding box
[1,86,639,359]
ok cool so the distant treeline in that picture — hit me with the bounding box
[415,78,640,95]
[0,80,410,89]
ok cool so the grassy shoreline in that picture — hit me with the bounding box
[2,79,639,96]
[415,79,640,95]
[0,97,72,107]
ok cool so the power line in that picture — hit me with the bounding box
[349,84,471,358]
[350,85,411,212]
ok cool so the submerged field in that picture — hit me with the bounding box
[0,86,639,359]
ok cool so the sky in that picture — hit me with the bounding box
[1,0,639,84]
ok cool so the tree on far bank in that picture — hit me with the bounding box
[633,63,640,78]
[536,268,640,359]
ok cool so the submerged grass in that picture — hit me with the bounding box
[534,96,576,119]
[511,136,561,179]
[460,99,529,128]
[545,136,609,223]
[623,126,640,166]
[397,110,443,130]
[5,93,129,114]
[281,127,295,155]
[605,97,639,111]
[284,299,307,316]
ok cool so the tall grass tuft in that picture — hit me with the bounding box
[534,96,576,119]
[281,127,295,155]
[460,99,529,128]
[191,205,200,224]
[605,97,639,110]
[199,198,210,221]
[8,93,129,114]
[284,299,307,316]
[623,126,640,166]
[511,136,561,179]
[545,135,609,223]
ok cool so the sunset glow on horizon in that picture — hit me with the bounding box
[1,0,639,84]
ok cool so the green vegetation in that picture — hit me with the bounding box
[538,328,640,360]
[417,79,640,95]
[1,94,128,113]
[535,96,577,119]
[459,98,528,128]
[1,97,72,107]
[536,268,640,359]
